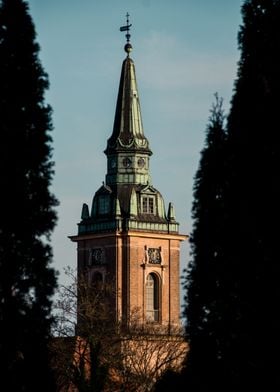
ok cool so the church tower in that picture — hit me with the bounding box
[70,17,187,330]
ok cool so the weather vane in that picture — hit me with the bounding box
[120,13,133,55]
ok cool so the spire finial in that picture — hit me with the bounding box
[120,12,133,55]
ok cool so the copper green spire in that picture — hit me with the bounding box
[105,14,151,156]
[76,16,181,237]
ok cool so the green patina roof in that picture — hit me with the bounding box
[78,46,179,235]
[105,56,152,156]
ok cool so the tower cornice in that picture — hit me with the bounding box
[69,231,188,243]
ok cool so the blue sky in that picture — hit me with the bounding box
[28,0,243,298]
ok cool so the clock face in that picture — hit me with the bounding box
[148,248,161,264]
[122,157,132,168]
[92,248,103,264]
[137,157,145,168]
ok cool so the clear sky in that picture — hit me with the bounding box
[27,0,243,298]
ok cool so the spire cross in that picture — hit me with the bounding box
[120,12,132,43]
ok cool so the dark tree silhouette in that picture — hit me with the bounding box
[182,94,229,391]
[223,0,280,389]
[0,1,58,390]
[181,1,280,390]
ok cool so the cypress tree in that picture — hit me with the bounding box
[183,1,280,390]
[224,0,280,388]
[0,1,58,390]
[183,95,229,390]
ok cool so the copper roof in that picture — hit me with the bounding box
[105,57,151,155]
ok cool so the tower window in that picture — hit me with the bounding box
[146,273,160,322]
[98,195,110,214]
[142,196,155,214]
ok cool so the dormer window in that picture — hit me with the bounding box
[142,196,155,214]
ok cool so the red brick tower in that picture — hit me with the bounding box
[70,19,187,330]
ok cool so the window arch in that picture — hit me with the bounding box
[146,273,160,322]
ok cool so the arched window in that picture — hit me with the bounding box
[146,273,160,322]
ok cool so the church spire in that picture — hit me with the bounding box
[105,14,151,157]
[75,15,182,236]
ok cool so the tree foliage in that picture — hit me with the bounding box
[224,0,280,388]
[182,94,229,390]
[52,268,186,392]
[0,0,58,390]
[182,0,280,390]
[52,267,114,392]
